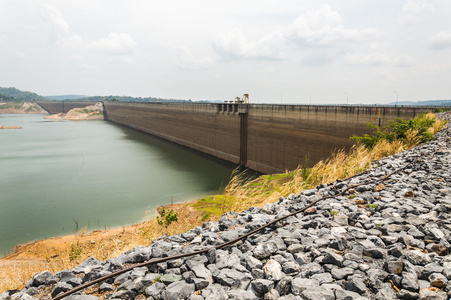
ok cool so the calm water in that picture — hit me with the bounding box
[0,114,238,257]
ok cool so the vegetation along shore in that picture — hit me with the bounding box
[0,111,448,295]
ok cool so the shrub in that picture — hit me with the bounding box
[351,113,445,149]
[156,207,178,228]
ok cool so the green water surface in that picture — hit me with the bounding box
[0,114,237,256]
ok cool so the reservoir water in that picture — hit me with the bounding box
[0,114,238,257]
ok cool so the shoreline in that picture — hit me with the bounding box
[1,201,189,261]
[0,199,209,293]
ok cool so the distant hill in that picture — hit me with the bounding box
[0,92,15,101]
[45,95,89,101]
[387,99,451,106]
[0,87,45,101]
[75,95,190,103]
[0,87,191,103]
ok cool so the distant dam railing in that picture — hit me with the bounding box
[37,100,441,173]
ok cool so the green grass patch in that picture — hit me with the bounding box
[191,195,234,216]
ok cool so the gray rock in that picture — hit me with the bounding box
[383,260,403,275]
[66,277,83,287]
[300,262,323,277]
[397,289,419,300]
[145,282,165,298]
[193,278,210,290]
[321,250,344,266]
[362,247,387,259]
[98,283,115,292]
[253,241,278,259]
[281,261,301,275]
[227,289,259,300]
[278,296,296,300]
[10,293,38,300]
[301,287,335,300]
[191,264,213,282]
[168,259,184,268]
[110,289,136,299]
[67,296,99,300]
[263,289,280,300]
[428,272,448,288]
[32,271,57,286]
[202,284,228,300]
[213,268,252,289]
[275,276,292,296]
[311,272,333,284]
[160,273,183,285]
[243,255,263,271]
[331,267,355,280]
[291,278,319,295]
[418,288,447,300]
[420,263,443,280]
[162,281,195,300]
[114,272,132,285]
[405,250,432,266]
[251,279,274,295]
[402,272,419,292]
[335,289,363,300]
[72,257,101,274]
[346,277,367,295]
[263,259,283,281]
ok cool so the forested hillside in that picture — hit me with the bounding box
[0,87,45,101]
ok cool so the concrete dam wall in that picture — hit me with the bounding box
[103,102,433,174]
[36,101,97,114]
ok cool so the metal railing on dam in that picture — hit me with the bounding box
[37,100,443,173]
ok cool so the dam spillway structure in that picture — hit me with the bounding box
[37,99,440,174]
[102,99,436,174]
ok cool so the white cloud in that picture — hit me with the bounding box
[429,31,451,50]
[89,33,137,55]
[344,52,391,66]
[40,5,69,40]
[343,42,413,67]
[286,5,380,47]
[212,29,283,61]
[344,52,412,67]
[399,0,434,25]
[58,35,85,50]
[175,46,214,70]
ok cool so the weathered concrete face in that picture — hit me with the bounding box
[104,102,242,165]
[245,105,419,173]
[37,101,97,113]
[103,102,432,174]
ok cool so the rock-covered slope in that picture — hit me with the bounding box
[2,113,451,300]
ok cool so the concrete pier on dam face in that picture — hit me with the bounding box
[103,102,433,174]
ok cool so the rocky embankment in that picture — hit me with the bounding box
[3,113,451,300]
[44,103,104,121]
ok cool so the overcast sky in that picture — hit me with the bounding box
[1,1,450,104]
